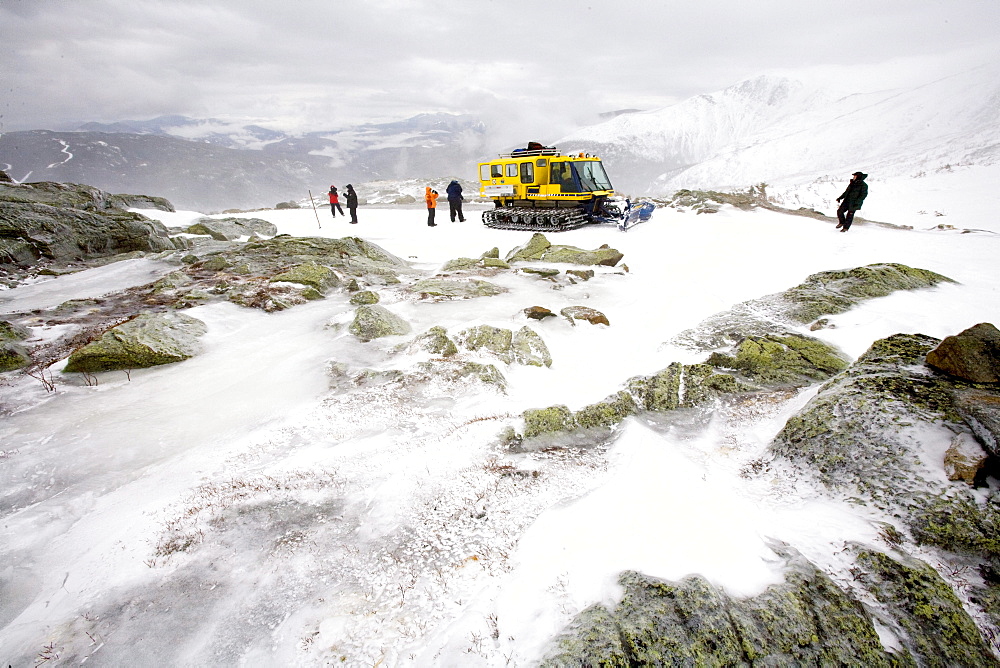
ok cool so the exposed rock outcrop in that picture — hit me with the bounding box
[0,181,176,266]
[349,305,411,342]
[185,216,277,241]
[505,232,623,267]
[410,278,507,299]
[64,311,207,372]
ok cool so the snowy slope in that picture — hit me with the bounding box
[558,60,1000,194]
[1,169,999,664]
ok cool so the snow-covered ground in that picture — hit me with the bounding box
[1,168,999,665]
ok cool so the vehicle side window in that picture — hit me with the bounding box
[491,164,503,178]
[506,163,518,177]
[520,161,534,183]
[480,164,491,180]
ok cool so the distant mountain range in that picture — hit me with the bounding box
[556,61,1000,194]
[0,113,490,211]
[3,59,998,210]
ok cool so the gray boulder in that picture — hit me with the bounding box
[512,326,552,367]
[411,278,508,299]
[64,311,207,372]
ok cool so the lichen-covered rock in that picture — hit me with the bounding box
[481,257,510,269]
[505,232,551,262]
[511,326,552,367]
[185,216,277,241]
[574,391,638,430]
[854,548,998,666]
[679,363,757,406]
[782,263,955,324]
[925,322,1000,383]
[349,290,380,305]
[407,326,459,357]
[441,257,480,271]
[454,325,513,362]
[524,405,576,438]
[411,278,507,299]
[521,267,560,278]
[0,342,31,371]
[566,269,594,281]
[543,545,904,667]
[629,362,683,411]
[542,244,623,267]
[64,311,207,372]
[706,333,848,386]
[349,305,411,341]
[270,261,340,293]
[560,306,609,326]
[628,362,756,413]
[416,360,507,391]
[673,263,956,351]
[505,233,624,267]
[480,247,500,260]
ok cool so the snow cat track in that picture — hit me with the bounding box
[482,208,590,232]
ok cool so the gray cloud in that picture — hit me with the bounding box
[2,0,998,138]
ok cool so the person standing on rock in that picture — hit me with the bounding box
[328,185,345,218]
[425,186,439,227]
[836,172,868,232]
[345,184,359,224]
[446,179,466,222]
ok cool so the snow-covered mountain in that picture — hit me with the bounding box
[558,61,1000,195]
[0,113,487,211]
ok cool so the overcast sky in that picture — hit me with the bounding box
[2,0,998,139]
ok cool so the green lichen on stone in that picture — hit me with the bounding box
[909,494,1000,559]
[0,319,28,342]
[511,326,552,367]
[854,549,997,666]
[542,245,623,267]
[782,263,956,324]
[0,342,31,371]
[707,333,848,386]
[349,290,380,305]
[410,326,459,357]
[455,325,513,362]
[270,261,339,292]
[521,267,560,277]
[64,312,207,372]
[441,257,480,271]
[574,391,639,430]
[523,405,576,438]
[505,232,551,262]
[480,247,500,260]
[544,554,904,667]
[629,362,683,411]
[681,363,757,407]
[481,257,510,269]
[198,255,231,272]
[348,305,411,341]
[411,278,508,298]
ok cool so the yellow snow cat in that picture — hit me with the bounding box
[477,142,645,232]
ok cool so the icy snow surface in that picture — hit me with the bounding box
[1,167,999,665]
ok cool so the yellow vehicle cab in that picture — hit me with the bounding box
[477,144,623,231]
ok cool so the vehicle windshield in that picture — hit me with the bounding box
[570,160,613,192]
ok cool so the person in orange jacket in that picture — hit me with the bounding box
[425,186,439,227]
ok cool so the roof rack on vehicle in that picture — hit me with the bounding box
[498,147,561,158]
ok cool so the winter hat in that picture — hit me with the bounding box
[852,172,866,177]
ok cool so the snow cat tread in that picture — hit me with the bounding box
[482,209,590,232]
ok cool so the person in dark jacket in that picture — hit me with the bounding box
[836,172,868,232]
[345,184,359,224]
[446,180,466,222]
[328,185,345,217]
